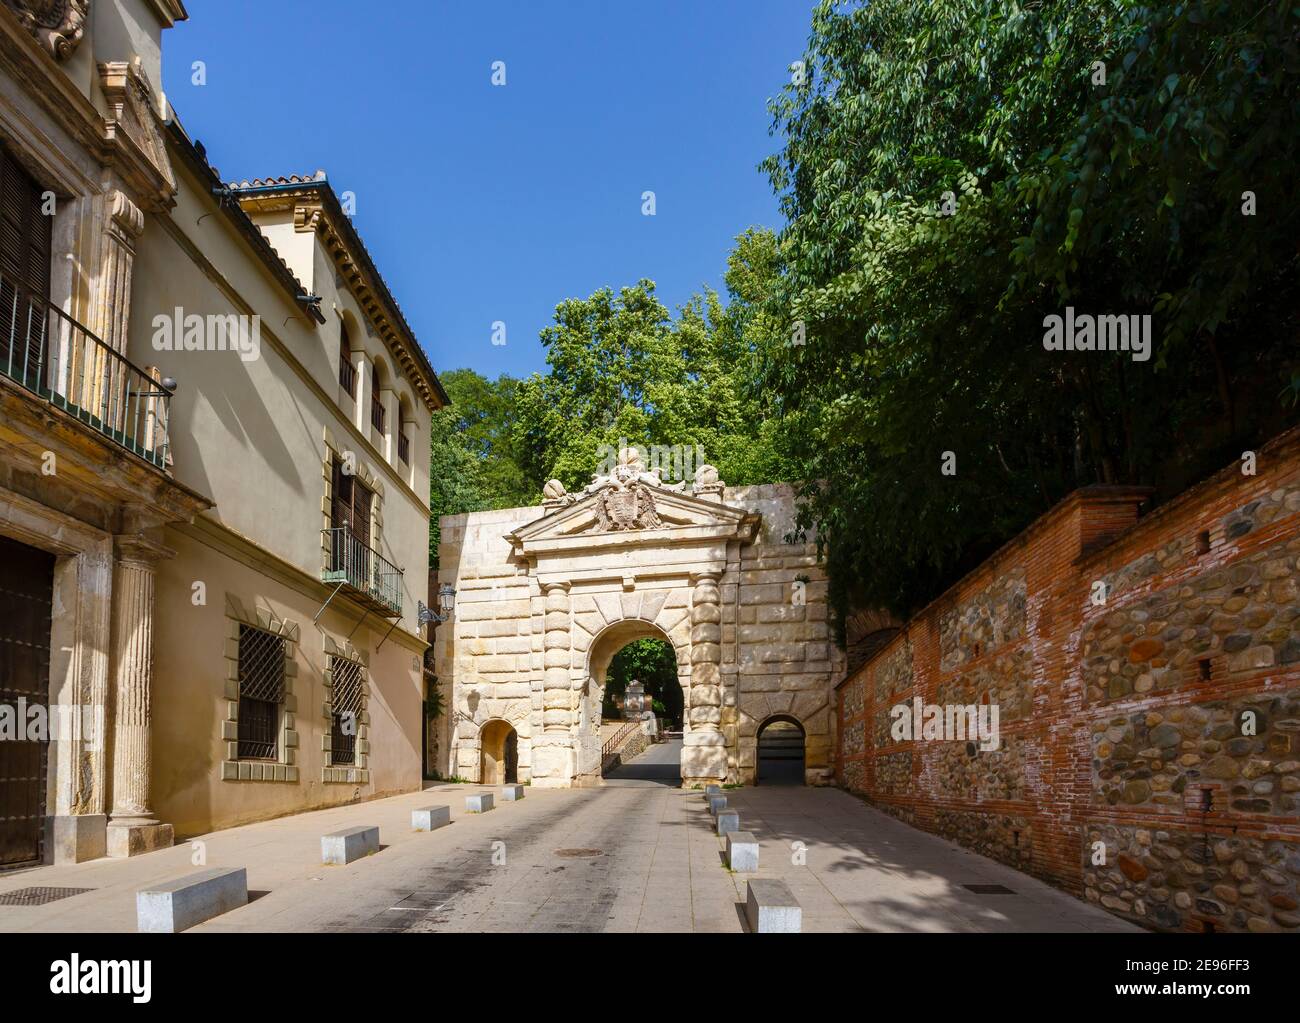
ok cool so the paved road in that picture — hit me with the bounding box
[0,744,1138,933]
[603,737,682,787]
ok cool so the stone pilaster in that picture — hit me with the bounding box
[683,570,727,784]
[92,191,145,354]
[531,581,574,786]
[106,531,173,857]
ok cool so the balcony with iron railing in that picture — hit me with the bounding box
[321,525,403,617]
[0,273,172,469]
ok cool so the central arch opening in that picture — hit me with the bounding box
[601,638,683,730]
[584,617,685,787]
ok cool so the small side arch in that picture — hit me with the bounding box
[756,715,806,785]
[479,718,518,785]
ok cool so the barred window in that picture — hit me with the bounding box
[330,656,364,766]
[237,624,285,760]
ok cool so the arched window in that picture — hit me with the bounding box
[369,364,386,433]
[338,320,356,397]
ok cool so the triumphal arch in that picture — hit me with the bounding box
[432,451,844,787]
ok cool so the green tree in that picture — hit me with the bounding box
[602,638,683,729]
[428,369,534,568]
[514,270,800,492]
[758,0,1299,625]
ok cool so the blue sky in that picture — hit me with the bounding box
[163,0,812,380]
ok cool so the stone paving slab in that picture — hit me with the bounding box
[0,761,1137,934]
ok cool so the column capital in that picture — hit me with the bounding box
[112,531,173,567]
[109,190,145,240]
[540,580,571,596]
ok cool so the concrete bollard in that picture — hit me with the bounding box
[745,879,801,933]
[137,867,248,933]
[465,793,494,813]
[501,784,524,801]
[411,806,451,832]
[727,831,759,872]
[716,809,740,837]
[708,794,727,815]
[321,826,380,865]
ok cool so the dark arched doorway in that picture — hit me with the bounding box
[756,716,805,785]
[480,720,518,784]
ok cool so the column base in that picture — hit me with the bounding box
[107,822,174,858]
[681,730,728,786]
[530,735,575,787]
[44,814,107,864]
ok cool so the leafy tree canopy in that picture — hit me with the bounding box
[757,0,1299,625]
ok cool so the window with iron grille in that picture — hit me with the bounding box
[370,366,386,433]
[329,656,364,766]
[237,624,285,760]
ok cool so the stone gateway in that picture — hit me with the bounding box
[434,451,844,787]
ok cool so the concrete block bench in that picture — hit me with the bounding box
[412,806,451,832]
[745,879,801,933]
[708,794,727,815]
[716,809,740,836]
[727,831,759,872]
[501,784,524,801]
[321,826,380,865]
[137,867,247,933]
[465,793,494,813]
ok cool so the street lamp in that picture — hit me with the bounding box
[418,584,456,626]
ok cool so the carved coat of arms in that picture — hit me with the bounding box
[4,0,89,61]
[594,478,661,531]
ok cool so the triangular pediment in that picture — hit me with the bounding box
[507,485,758,556]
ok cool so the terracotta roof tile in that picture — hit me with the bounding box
[227,171,328,189]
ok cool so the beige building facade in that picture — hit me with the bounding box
[434,454,844,788]
[0,1,444,869]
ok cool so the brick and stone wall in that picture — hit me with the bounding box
[836,428,1300,933]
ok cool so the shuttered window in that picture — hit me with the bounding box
[0,143,51,301]
[339,322,356,397]
[331,457,373,546]
[0,143,53,382]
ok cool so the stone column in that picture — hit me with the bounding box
[531,581,575,786]
[106,533,173,857]
[683,570,727,785]
[46,543,113,863]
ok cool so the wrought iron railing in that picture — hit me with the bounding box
[601,720,640,761]
[321,526,403,616]
[0,274,171,468]
[397,430,409,464]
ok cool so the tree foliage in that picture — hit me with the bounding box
[602,638,683,728]
[514,271,799,492]
[428,368,534,567]
[757,0,1299,624]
